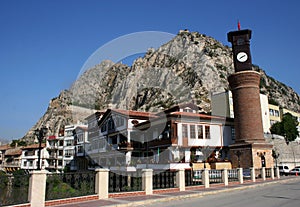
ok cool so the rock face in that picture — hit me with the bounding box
[22,30,300,143]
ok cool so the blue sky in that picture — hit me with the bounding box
[0,0,300,140]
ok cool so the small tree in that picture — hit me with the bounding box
[270,113,299,142]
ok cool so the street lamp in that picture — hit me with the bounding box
[272,149,280,168]
[34,126,48,170]
[201,145,212,169]
[234,150,242,168]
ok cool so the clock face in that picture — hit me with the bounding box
[237,52,248,62]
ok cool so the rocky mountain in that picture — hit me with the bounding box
[22,30,300,143]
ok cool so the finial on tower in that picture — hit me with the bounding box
[238,20,241,30]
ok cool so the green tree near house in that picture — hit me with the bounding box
[270,113,299,143]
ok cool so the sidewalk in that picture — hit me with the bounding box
[51,176,300,207]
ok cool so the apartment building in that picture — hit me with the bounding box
[71,125,89,171]
[21,143,48,170]
[45,123,88,172]
[2,147,22,172]
[268,104,281,126]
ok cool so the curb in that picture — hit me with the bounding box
[106,177,300,207]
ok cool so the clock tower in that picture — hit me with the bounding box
[227,29,252,72]
[227,28,273,169]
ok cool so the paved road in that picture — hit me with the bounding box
[139,179,300,207]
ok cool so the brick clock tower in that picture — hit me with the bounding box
[227,28,274,169]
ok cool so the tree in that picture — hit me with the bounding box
[270,113,299,142]
[9,140,27,147]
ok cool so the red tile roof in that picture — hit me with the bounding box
[169,111,226,120]
[0,144,10,151]
[5,148,22,156]
[22,143,46,149]
[75,126,88,131]
[111,109,157,118]
[48,135,57,140]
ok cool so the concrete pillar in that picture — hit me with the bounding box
[95,168,109,199]
[176,169,185,191]
[222,169,228,186]
[270,167,275,179]
[250,167,256,182]
[238,168,244,184]
[28,170,47,207]
[261,167,266,181]
[142,169,153,195]
[275,167,280,179]
[202,169,209,188]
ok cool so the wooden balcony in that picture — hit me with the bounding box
[117,142,134,151]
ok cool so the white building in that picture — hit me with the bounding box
[21,144,49,170]
[86,103,235,170]
[45,123,88,172]
[86,109,152,170]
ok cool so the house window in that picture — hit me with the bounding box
[274,110,280,117]
[231,127,235,140]
[65,130,73,137]
[197,125,203,139]
[65,140,73,146]
[116,117,125,127]
[77,146,84,153]
[269,109,274,116]
[77,134,84,143]
[182,124,188,138]
[205,126,210,139]
[110,135,118,145]
[183,107,193,113]
[58,160,63,166]
[190,125,196,139]
[65,149,74,157]
[101,123,107,132]
[108,118,115,130]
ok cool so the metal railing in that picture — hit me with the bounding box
[109,170,142,193]
[228,169,239,182]
[0,172,30,206]
[243,168,251,180]
[209,169,223,183]
[255,168,262,178]
[153,170,176,189]
[265,168,272,178]
[46,171,96,201]
[185,170,202,186]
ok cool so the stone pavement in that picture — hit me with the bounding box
[51,176,300,207]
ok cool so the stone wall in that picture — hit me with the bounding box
[265,135,300,169]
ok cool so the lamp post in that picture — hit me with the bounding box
[201,145,212,169]
[234,150,242,168]
[34,127,48,170]
[272,149,280,168]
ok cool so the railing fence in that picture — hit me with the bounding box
[46,171,96,200]
[0,172,30,206]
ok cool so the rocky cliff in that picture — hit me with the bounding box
[22,30,300,143]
